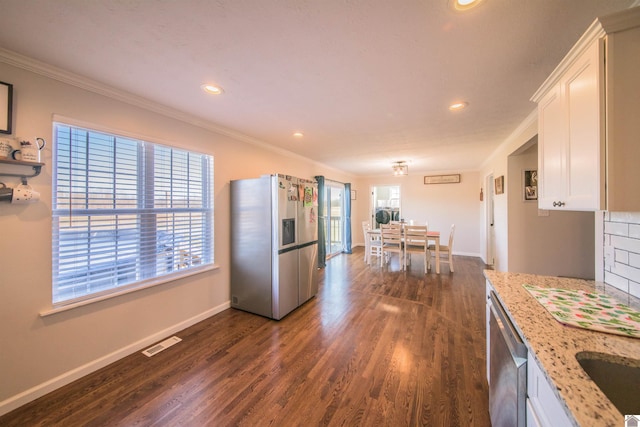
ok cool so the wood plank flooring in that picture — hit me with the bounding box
[1,250,492,427]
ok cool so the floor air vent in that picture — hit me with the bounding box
[142,336,182,357]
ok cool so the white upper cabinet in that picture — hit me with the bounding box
[531,7,640,211]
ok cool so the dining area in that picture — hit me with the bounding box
[361,221,455,274]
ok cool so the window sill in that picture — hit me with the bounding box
[40,264,220,317]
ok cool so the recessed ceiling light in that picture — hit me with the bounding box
[452,0,483,11]
[201,84,223,95]
[449,101,469,111]
[293,132,304,138]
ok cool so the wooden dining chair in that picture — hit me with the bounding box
[404,225,428,273]
[428,224,455,273]
[362,221,382,265]
[380,222,404,269]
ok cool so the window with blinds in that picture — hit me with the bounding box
[52,122,214,305]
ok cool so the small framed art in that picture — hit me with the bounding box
[524,170,538,201]
[495,175,504,195]
[0,81,13,134]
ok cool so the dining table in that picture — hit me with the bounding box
[367,227,441,274]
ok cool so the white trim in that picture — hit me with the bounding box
[0,302,230,417]
[451,251,482,258]
[530,20,605,102]
[531,7,640,103]
[41,264,219,316]
[595,211,604,282]
[0,48,354,180]
[353,244,481,259]
[52,114,211,157]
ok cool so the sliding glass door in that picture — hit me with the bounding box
[324,182,345,257]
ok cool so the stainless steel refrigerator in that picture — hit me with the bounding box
[230,174,319,320]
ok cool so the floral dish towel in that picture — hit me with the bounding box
[523,284,640,338]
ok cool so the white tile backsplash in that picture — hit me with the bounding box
[609,211,640,224]
[605,270,629,290]
[615,249,629,264]
[630,252,640,269]
[610,235,640,253]
[604,212,640,299]
[604,221,629,236]
[613,262,640,283]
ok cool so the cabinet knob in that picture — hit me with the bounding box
[553,201,566,207]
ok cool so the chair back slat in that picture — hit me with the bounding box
[404,225,427,247]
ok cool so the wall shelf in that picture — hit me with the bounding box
[0,158,45,184]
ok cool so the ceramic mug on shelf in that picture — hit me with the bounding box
[0,182,12,202]
[12,137,46,162]
[0,138,14,159]
[11,183,40,204]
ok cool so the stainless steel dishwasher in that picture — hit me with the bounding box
[488,291,527,427]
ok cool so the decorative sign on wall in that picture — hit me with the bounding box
[424,174,461,185]
[524,170,538,201]
[495,175,504,195]
[0,81,13,134]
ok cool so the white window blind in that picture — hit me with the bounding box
[52,122,214,305]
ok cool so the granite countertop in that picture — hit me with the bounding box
[484,270,640,427]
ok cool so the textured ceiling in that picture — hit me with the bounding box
[0,0,636,176]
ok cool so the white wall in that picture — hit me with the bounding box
[478,111,539,271]
[0,60,354,413]
[352,171,481,257]
[478,110,600,277]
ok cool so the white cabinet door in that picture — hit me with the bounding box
[527,355,573,427]
[534,10,640,211]
[564,40,603,210]
[537,40,603,211]
[537,85,565,209]
[526,398,542,427]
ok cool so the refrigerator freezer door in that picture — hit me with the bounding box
[298,242,318,304]
[273,248,299,319]
[297,179,318,244]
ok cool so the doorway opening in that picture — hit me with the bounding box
[371,185,401,229]
[486,173,495,267]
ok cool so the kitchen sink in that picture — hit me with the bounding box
[575,351,640,415]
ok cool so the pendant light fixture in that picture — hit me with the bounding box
[392,161,408,176]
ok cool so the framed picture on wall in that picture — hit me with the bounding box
[524,170,538,201]
[494,175,504,195]
[0,81,13,134]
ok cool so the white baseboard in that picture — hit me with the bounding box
[354,244,480,259]
[451,251,482,258]
[0,301,230,417]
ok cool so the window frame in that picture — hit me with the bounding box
[50,118,215,311]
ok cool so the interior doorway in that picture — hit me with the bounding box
[486,173,495,266]
[371,185,401,229]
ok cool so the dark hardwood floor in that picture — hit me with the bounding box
[1,250,492,427]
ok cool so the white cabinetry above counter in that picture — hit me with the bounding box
[531,7,640,211]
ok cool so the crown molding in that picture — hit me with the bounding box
[531,6,640,102]
[530,21,605,103]
[0,47,333,171]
